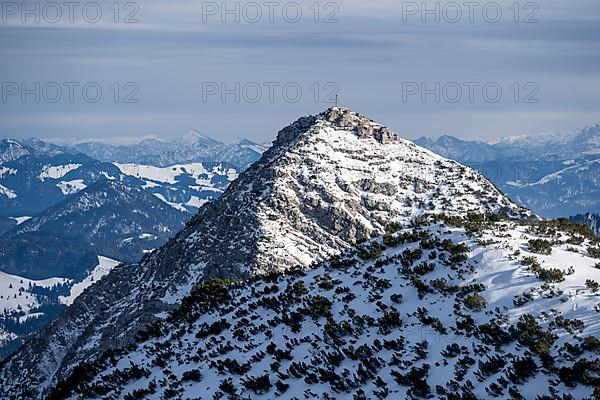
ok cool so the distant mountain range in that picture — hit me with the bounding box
[51,130,269,171]
[415,124,600,218]
[415,124,600,163]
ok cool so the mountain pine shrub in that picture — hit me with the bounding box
[528,239,553,255]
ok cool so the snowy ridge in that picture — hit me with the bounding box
[9,216,30,225]
[175,107,529,278]
[516,158,600,188]
[57,130,266,171]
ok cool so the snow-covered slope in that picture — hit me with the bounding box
[114,162,237,212]
[0,108,534,398]
[0,256,120,360]
[0,271,68,316]
[43,216,600,400]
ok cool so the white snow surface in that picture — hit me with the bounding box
[38,163,81,181]
[153,193,189,213]
[56,179,87,195]
[10,216,31,225]
[0,166,17,178]
[59,256,120,306]
[0,271,68,315]
[114,162,236,186]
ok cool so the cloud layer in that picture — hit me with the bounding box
[1,0,599,141]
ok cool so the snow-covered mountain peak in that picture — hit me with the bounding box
[178,129,221,148]
[0,109,537,399]
[146,108,529,281]
[274,107,397,147]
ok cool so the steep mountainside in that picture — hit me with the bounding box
[0,108,532,398]
[0,180,188,280]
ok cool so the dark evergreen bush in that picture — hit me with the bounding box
[528,239,552,255]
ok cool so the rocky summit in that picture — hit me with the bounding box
[2,109,599,400]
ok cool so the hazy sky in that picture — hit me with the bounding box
[0,0,599,143]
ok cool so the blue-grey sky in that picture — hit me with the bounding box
[0,0,599,143]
